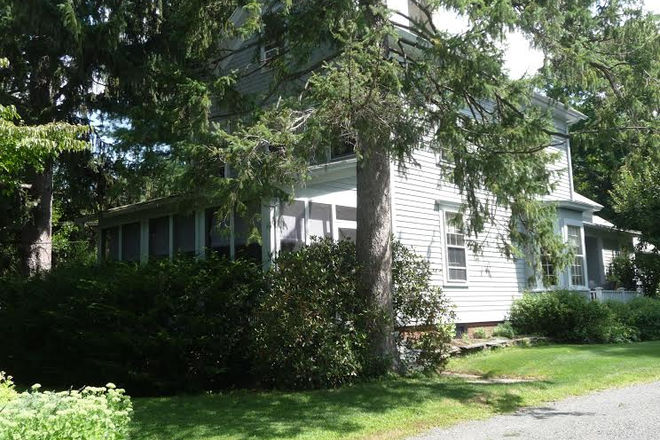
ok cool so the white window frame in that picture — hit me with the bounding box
[563,220,588,289]
[440,207,469,286]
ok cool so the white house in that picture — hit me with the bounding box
[93,1,638,330]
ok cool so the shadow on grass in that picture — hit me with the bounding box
[516,341,660,358]
[131,378,540,440]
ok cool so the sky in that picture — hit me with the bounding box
[435,0,660,78]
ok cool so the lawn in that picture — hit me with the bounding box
[131,341,660,440]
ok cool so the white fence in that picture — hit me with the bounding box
[586,288,643,303]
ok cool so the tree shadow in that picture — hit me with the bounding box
[131,378,541,440]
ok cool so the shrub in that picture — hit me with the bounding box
[607,253,637,290]
[0,256,264,396]
[392,240,455,373]
[608,252,660,296]
[0,382,132,440]
[254,239,374,389]
[606,297,660,341]
[509,290,636,343]
[254,238,455,389]
[492,322,516,339]
[472,328,488,339]
[0,372,17,404]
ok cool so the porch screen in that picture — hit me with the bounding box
[174,213,196,257]
[206,208,230,258]
[280,201,305,252]
[101,226,119,261]
[309,202,332,239]
[149,216,170,260]
[121,222,141,262]
[335,205,357,242]
[235,203,262,262]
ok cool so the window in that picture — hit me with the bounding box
[308,202,332,240]
[444,212,467,282]
[101,226,119,261]
[174,213,196,257]
[261,39,282,63]
[540,253,557,286]
[121,222,141,262]
[206,208,230,258]
[149,216,170,261]
[280,201,305,252]
[567,225,585,286]
[235,204,262,262]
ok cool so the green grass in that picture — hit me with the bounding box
[131,341,660,440]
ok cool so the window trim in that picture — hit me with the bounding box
[440,207,469,286]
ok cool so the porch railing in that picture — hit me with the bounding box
[587,287,643,303]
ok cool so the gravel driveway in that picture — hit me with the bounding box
[410,381,660,440]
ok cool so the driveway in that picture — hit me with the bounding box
[410,381,660,440]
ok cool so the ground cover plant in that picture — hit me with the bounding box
[129,341,660,440]
[0,374,132,440]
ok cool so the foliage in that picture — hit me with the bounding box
[0,382,132,440]
[254,239,372,389]
[607,252,660,297]
[509,291,636,343]
[0,256,264,396]
[254,238,455,389]
[607,253,638,290]
[472,328,488,339]
[0,371,17,404]
[392,240,455,373]
[606,298,660,342]
[492,322,516,339]
[612,160,660,246]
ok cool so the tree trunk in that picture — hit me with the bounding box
[356,144,398,371]
[20,160,54,275]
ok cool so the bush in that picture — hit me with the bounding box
[254,238,455,389]
[492,322,516,339]
[509,290,636,343]
[0,381,132,440]
[608,252,660,296]
[472,328,488,339]
[0,256,264,396]
[606,297,660,341]
[0,371,17,404]
[392,240,455,373]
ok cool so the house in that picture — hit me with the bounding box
[92,1,639,330]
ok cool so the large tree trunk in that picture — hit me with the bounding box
[20,160,54,275]
[356,144,398,371]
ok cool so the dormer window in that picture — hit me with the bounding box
[261,39,283,64]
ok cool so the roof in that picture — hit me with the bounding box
[546,191,603,212]
[584,215,640,236]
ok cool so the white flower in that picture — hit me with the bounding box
[31,383,41,390]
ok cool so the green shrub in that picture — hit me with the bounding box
[392,240,455,373]
[0,256,264,396]
[0,372,17,404]
[254,239,455,389]
[608,252,660,296]
[472,328,488,339]
[607,253,637,290]
[254,239,371,389]
[492,322,516,339]
[509,290,636,343]
[606,297,660,341]
[0,382,132,440]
